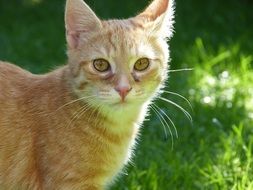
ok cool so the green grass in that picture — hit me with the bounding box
[0,0,253,189]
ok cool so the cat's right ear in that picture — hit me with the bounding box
[135,0,174,39]
[65,0,102,49]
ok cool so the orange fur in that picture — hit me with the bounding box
[0,0,174,189]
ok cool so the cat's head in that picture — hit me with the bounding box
[65,0,174,117]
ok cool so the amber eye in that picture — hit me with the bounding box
[134,58,150,71]
[93,59,110,72]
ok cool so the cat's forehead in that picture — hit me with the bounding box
[103,18,147,36]
[80,19,154,59]
[76,17,165,63]
[102,18,140,30]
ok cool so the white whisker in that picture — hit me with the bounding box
[162,90,193,111]
[150,105,174,149]
[150,105,168,140]
[168,68,194,73]
[55,95,97,113]
[159,97,193,123]
[153,104,178,139]
[67,103,92,128]
[94,104,104,128]
[87,103,102,124]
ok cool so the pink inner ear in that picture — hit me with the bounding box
[140,0,169,21]
[66,31,80,49]
[66,29,88,49]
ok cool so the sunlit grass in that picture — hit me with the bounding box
[186,38,253,190]
[199,124,253,189]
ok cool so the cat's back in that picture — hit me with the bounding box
[0,61,32,122]
[0,61,32,93]
[0,61,32,81]
[0,61,35,127]
[0,61,35,102]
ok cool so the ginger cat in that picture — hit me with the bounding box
[0,0,174,189]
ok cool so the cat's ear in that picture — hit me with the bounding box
[136,0,175,39]
[65,0,102,49]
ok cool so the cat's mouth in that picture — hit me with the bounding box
[110,98,143,108]
[103,97,133,107]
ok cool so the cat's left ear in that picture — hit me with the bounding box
[65,0,102,49]
[136,0,175,39]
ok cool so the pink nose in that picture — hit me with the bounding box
[114,86,132,101]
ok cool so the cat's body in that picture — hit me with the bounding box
[0,0,174,189]
[0,62,137,189]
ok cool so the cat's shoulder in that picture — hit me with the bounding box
[0,61,32,78]
[0,61,33,91]
[0,61,29,72]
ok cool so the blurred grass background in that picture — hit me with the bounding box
[0,0,253,189]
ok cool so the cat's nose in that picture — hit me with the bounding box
[114,86,132,102]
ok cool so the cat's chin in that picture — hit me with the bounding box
[106,100,147,114]
[111,101,131,107]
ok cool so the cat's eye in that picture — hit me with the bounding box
[134,58,150,72]
[93,59,111,72]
